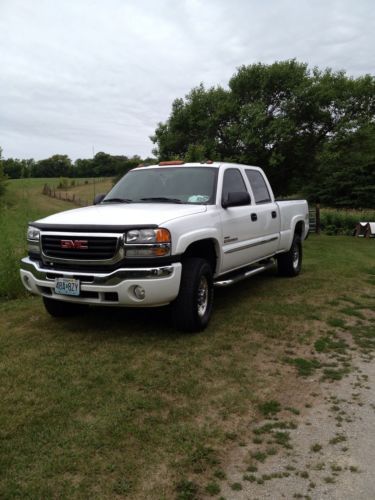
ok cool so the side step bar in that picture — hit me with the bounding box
[214,260,274,288]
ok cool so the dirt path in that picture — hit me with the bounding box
[220,349,375,500]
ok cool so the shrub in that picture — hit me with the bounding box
[57,177,69,189]
[0,162,7,197]
[320,208,375,235]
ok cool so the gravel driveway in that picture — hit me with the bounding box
[220,331,375,499]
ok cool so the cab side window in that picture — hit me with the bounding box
[245,170,271,204]
[222,169,249,202]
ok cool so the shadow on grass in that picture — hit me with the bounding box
[42,269,277,341]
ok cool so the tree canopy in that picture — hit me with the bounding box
[151,60,375,207]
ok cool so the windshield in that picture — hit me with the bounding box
[104,167,218,204]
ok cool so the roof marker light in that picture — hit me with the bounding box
[158,160,185,166]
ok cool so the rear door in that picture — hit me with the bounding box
[243,169,280,260]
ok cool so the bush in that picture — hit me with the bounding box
[57,177,69,189]
[320,208,375,235]
[0,160,7,197]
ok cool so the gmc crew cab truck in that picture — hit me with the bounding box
[20,162,309,332]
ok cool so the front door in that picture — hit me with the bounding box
[220,168,254,273]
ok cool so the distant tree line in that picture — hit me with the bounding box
[151,60,375,208]
[0,152,156,181]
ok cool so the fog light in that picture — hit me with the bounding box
[23,275,31,290]
[134,285,145,300]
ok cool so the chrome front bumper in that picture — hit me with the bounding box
[20,257,182,307]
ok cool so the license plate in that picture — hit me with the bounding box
[55,277,80,296]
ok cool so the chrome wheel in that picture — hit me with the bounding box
[197,275,209,317]
[292,243,300,270]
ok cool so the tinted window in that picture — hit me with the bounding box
[222,169,248,201]
[245,170,271,204]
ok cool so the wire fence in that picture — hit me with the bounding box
[42,184,90,207]
[309,204,320,234]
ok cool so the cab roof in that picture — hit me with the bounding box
[135,161,262,171]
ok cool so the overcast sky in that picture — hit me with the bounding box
[1,0,374,161]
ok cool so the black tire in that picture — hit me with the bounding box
[43,296,87,317]
[171,258,214,332]
[277,234,302,277]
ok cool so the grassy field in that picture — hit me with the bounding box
[0,180,374,498]
[0,178,113,300]
[44,177,115,205]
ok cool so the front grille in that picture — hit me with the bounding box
[42,235,118,261]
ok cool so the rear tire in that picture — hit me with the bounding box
[277,234,302,277]
[171,258,214,332]
[43,296,87,317]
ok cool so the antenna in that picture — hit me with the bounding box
[92,145,96,196]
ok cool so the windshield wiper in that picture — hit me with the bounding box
[102,198,133,203]
[139,197,183,204]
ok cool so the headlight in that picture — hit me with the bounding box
[27,226,40,241]
[27,226,41,257]
[126,228,170,244]
[125,228,171,257]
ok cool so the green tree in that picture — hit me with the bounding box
[311,124,375,208]
[3,158,23,178]
[33,155,72,177]
[151,84,235,161]
[73,158,94,177]
[151,60,375,201]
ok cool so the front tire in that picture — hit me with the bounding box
[171,258,214,332]
[277,234,302,277]
[43,296,87,317]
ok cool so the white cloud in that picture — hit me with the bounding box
[0,0,374,160]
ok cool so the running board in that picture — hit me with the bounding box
[214,261,274,287]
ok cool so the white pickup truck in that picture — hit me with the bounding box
[20,162,309,331]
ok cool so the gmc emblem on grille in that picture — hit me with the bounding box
[60,239,88,250]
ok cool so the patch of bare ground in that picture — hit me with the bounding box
[360,308,375,320]
[135,462,174,500]
[219,353,375,499]
[214,293,375,500]
[62,473,83,487]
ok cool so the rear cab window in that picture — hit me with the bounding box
[245,170,272,204]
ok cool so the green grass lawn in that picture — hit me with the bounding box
[0,178,112,300]
[0,180,374,498]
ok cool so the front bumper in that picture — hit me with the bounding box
[20,257,182,307]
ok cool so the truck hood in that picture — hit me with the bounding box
[34,203,207,229]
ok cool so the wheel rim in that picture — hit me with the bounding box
[292,244,300,269]
[197,275,209,318]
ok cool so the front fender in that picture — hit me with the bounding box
[174,228,222,257]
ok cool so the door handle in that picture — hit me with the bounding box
[271,211,277,218]
[251,213,257,221]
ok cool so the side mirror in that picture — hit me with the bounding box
[222,191,250,208]
[93,193,106,205]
